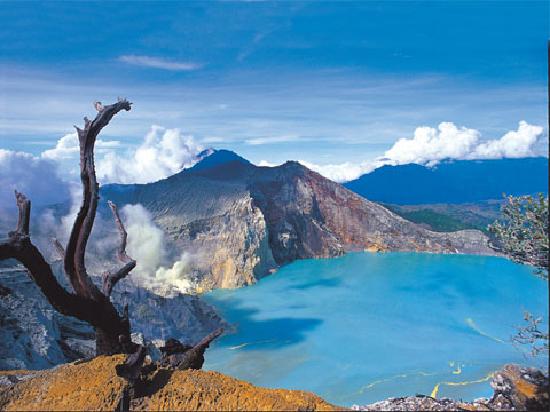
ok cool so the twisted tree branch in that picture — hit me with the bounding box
[102,201,136,296]
[64,99,132,300]
[0,192,103,325]
[1,99,134,355]
[177,328,224,370]
[51,238,65,262]
[9,191,30,238]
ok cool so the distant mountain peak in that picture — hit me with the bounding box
[185,149,251,173]
[344,157,549,204]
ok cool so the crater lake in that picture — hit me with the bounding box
[203,252,548,406]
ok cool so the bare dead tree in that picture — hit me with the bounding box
[0,99,136,355]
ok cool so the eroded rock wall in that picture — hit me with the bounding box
[102,154,496,292]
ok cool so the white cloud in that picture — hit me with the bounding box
[471,121,543,159]
[245,135,298,145]
[383,122,480,165]
[37,126,204,184]
[41,132,120,161]
[96,126,203,184]
[0,150,71,227]
[298,160,379,183]
[118,55,203,71]
[257,159,279,167]
[383,120,544,165]
[296,121,545,183]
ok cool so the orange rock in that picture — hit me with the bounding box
[0,356,340,411]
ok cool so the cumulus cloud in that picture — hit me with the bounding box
[36,126,204,184]
[1,132,200,294]
[256,158,382,183]
[471,121,544,159]
[383,122,480,165]
[383,120,544,165]
[256,160,279,167]
[298,160,379,183]
[298,121,546,182]
[118,55,203,71]
[42,132,120,161]
[96,126,203,184]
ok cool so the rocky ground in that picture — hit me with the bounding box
[352,365,549,411]
[0,263,224,370]
[0,355,337,411]
[0,357,547,411]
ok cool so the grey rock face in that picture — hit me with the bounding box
[103,154,495,291]
[0,265,93,370]
[0,263,225,370]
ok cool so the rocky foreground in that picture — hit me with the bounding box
[0,355,336,411]
[352,365,549,411]
[0,357,547,411]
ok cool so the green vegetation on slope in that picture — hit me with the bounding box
[383,202,500,233]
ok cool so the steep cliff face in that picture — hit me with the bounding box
[0,265,94,370]
[102,151,494,291]
[104,166,276,291]
[0,263,224,370]
[289,162,493,254]
[168,193,276,291]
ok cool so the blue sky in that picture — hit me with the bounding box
[0,1,548,180]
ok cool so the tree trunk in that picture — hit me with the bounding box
[0,99,136,357]
[95,327,128,356]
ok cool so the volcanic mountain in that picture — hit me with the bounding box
[101,150,493,291]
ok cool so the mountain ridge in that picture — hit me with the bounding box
[344,157,549,204]
[102,150,494,291]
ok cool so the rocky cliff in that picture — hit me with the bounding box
[102,150,494,291]
[0,262,224,370]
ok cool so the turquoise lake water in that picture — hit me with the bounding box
[202,252,548,406]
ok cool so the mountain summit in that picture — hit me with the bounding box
[102,152,493,291]
[186,149,251,174]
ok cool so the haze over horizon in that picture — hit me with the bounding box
[0,1,548,185]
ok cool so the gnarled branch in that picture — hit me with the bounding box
[102,201,136,296]
[8,191,30,238]
[115,345,147,381]
[64,99,132,300]
[1,99,134,356]
[177,328,224,371]
[51,238,65,262]
[0,192,108,326]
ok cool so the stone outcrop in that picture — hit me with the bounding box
[0,263,225,370]
[103,151,495,291]
[0,355,339,411]
[0,265,94,370]
[352,364,549,411]
[1,359,546,411]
